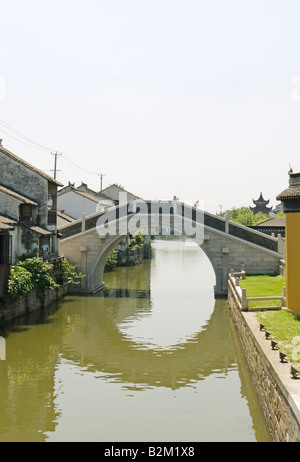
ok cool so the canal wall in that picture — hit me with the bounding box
[229,292,300,442]
[0,286,68,324]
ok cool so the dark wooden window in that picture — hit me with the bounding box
[0,234,12,265]
[19,204,33,222]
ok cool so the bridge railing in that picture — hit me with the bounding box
[228,268,286,312]
[58,203,285,257]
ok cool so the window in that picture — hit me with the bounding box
[19,204,33,221]
[0,234,12,265]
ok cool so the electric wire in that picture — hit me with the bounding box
[0,117,60,152]
[60,154,99,176]
[0,116,102,184]
[0,126,55,152]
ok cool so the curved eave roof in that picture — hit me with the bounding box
[0,214,17,230]
[0,184,38,205]
[276,187,300,201]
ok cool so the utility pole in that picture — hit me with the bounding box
[51,152,62,179]
[98,173,106,191]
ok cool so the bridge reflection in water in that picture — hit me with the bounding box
[0,240,272,442]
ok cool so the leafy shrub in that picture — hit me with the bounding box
[128,231,145,249]
[18,258,59,292]
[17,247,39,262]
[56,258,85,286]
[8,266,34,300]
[8,257,84,300]
[104,249,119,272]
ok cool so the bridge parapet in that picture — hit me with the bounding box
[59,201,280,253]
[59,201,284,296]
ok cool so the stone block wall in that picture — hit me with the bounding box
[229,292,300,442]
[0,286,67,323]
[0,151,49,228]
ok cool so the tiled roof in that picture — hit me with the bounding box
[58,186,111,204]
[0,214,17,230]
[27,225,52,236]
[256,216,285,227]
[101,184,141,200]
[276,188,300,201]
[0,145,63,187]
[22,223,51,236]
[0,184,38,205]
[73,189,101,203]
[252,192,270,205]
[57,210,75,222]
[0,214,51,235]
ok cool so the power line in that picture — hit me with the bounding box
[56,171,71,184]
[0,117,59,152]
[0,126,53,152]
[0,117,106,185]
[60,154,100,176]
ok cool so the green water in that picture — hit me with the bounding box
[0,239,271,442]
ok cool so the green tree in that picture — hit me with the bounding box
[104,249,119,272]
[225,207,268,226]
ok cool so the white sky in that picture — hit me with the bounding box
[1,0,300,213]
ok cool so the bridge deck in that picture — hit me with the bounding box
[58,202,279,253]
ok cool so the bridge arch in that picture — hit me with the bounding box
[59,200,284,296]
[87,234,128,293]
[86,229,220,296]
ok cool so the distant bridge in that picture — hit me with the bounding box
[59,200,285,297]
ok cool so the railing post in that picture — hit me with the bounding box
[241,288,248,311]
[225,214,229,233]
[82,213,86,232]
[0,336,6,360]
[241,264,245,279]
[281,286,286,307]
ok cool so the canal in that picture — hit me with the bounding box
[0,239,272,442]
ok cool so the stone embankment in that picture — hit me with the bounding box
[228,273,300,442]
[0,286,67,324]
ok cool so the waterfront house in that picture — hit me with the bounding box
[0,140,63,295]
[100,183,140,203]
[57,183,115,220]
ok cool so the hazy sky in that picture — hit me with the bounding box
[1,0,300,213]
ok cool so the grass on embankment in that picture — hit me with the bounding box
[239,275,300,364]
[239,275,285,308]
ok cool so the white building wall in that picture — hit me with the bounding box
[57,191,98,220]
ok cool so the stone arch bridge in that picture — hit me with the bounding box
[59,200,285,297]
